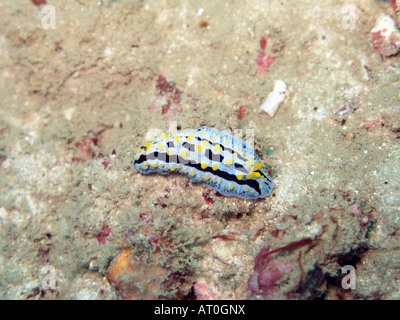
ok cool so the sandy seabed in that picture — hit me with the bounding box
[0,0,399,300]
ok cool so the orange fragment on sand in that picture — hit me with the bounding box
[107,248,137,299]
[106,247,166,300]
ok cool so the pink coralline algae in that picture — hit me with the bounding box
[256,36,275,77]
[97,226,112,245]
[150,75,183,120]
[72,130,102,162]
[248,248,293,298]
[248,238,313,299]
[193,282,217,300]
[392,0,399,13]
[237,105,245,120]
[70,130,114,169]
[260,37,267,51]
[369,13,400,57]
[256,54,275,77]
[31,0,46,6]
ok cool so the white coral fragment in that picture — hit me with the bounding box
[260,80,287,117]
[369,13,400,57]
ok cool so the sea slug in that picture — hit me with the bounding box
[132,127,274,199]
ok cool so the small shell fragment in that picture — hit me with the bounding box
[260,80,287,117]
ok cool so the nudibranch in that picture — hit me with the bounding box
[132,127,274,199]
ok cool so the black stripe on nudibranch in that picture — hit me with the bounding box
[182,142,195,152]
[193,136,248,162]
[138,151,262,194]
[167,141,175,148]
[203,149,222,163]
[234,163,250,174]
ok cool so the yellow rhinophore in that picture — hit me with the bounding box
[201,163,207,170]
[212,164,219,171]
